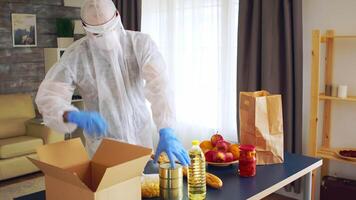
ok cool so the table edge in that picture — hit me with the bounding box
[247,159,323,200]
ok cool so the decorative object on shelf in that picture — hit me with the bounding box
[56,18,74,48]
[331,85,338,97]
[12,13,37,47]
[337,85,348,98]
[318,147,356,164]
[335,148,356,161]
[325,84,332,96]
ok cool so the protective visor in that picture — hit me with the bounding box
[82,11,121,34]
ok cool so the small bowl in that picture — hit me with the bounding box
[335,148,356,162]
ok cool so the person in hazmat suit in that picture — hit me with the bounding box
[35,0,190,167]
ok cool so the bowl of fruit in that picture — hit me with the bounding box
[199,133,240,167]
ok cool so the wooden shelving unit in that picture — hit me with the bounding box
[308,30,356,200]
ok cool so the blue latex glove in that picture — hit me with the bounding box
[154,128,191,168]
[67,111,108,138]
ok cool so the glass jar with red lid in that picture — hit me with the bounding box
[238,144,256,177]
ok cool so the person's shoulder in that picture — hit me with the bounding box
[64,36,89,54]
[57,36,89,67]
[126,31,153,44]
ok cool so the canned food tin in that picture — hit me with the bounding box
[159,163,183,200]
[159,177,183,189]
[160,187,183,200]
[159,163,183,179]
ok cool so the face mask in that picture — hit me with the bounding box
[92,30,120,50]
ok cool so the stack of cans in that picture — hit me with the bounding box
[159,163,183,200]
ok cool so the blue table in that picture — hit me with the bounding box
[16,153,321,200]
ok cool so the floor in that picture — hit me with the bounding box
[0,172,43,187]
[263,194,296,200]
[0,172,44,200]
[0,173,296,200]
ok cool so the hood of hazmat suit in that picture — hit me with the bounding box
[35,0,175,157]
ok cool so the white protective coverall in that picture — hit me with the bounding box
[36,0,175,156]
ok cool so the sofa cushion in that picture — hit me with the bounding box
[0,153,39,181]
[0,118,28,139]
[0,136,43,159]
[0,94,35,120]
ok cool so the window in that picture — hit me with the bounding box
[142,0,239,145]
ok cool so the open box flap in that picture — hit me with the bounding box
[28,157,91,191]
[92,138,152,167]
[36,138,89,169]
[96,155,151,191]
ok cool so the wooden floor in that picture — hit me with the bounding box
[0,173,296,200]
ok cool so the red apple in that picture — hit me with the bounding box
[215,140,229,152]
[225,152,234,162]
[212,151,226,163]
[211,133,224,146]
[204,150,215,162]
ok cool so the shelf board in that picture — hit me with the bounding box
[319,93,356,102]
[317,147,356,165]
[326,35,356,39]
[71,99,83,103]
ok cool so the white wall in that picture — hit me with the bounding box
[303,0,356,198]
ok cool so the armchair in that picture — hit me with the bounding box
[0,94,64,181]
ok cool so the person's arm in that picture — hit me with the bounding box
[140,36,175,130]
[139,35,190,167]
[35,62,78,134]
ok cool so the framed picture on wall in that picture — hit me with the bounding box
[12,13,37,47]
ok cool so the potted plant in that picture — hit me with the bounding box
[56,18,74,48]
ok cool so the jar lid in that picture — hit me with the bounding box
[239,144,255,151]
[159,163,183,179]
[192,140,200,145]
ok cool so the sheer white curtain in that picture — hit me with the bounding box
[142,0,239,147]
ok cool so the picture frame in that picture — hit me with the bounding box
[12,13,37,47]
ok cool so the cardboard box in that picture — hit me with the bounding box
[28,138,152,200]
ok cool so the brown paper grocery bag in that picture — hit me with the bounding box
[239,91,284,165]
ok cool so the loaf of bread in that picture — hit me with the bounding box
[206,173,223,189]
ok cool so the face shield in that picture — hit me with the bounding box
[81,0,125,51]
[82,11,124,50]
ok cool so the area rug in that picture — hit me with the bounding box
[0,176,44,200]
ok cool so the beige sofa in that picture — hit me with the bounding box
[0,94,64,181]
